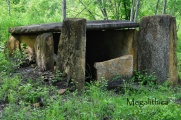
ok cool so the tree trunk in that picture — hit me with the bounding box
[79,0,96,20]
[97,0,108,20]
[123,0,130,20]
[134,0,140,22]
[173,0,176,15]
[162,0,167,14]
[62,0,66,20]
[57,18,86,91]
[35,33,54,71]
[130,0,135,22]
[155,0,160,15]
[6,0,11,16]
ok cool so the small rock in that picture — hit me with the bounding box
[54,54,57,63]
[54,66,56,70]
[107,78,124,90]
[33,103,40,108]
[31,64,36,68]
[175,98,181,104]
[58,89,67,95]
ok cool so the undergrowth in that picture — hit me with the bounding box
[1,54,181,119]
[1,77,181,119]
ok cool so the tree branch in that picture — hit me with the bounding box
[130,0,135,22]
[96,0,108,20]
[162,0,167,14]
[155,0,160,15]
[79,0,96,20]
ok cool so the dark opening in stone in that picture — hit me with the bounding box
[86,29,136,82]
[52,29,136,82]
[53,33,61,55]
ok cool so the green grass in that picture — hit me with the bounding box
[1,71,181,119]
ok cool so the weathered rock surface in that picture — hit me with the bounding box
[94,55,133,82]
[18,35,37,51]
[57,18,86,91]
[138,15,178,84]
[24,46,35,63]
[4,35,21,55]
[58,89,67,95]
[35,33,54,71]
[8,20,139,34]
[5,35,37,61]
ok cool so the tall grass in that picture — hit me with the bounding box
[0,79,181,120]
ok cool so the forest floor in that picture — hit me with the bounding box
[13,63,69,89]
[1,54,181,119]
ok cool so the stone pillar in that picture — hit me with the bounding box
[57,18,86,91]
[35,33,54,71]
[138,15,178,85]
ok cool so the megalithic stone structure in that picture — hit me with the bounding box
[57,18,86,91]
[138,15,178,85]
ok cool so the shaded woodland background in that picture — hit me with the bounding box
[1,0,181,45]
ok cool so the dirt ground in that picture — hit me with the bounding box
[14,63,68,89]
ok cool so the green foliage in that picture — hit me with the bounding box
[51,70,64,84]
[99,77,108,89]
[0,53,12,73]
[18,83,49,103]
[111,74,122,81]
[1,77,181,119]
[0,49,27,74]
[0,76,21,103]
[132,71,157,86]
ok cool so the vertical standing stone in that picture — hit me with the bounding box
[35,33,54,71]
[57,18,86,91]
[138,15,178,85]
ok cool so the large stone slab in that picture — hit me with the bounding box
[34,33,54,71]
[138,15,178,85]
[56,18,86,91]
[94,55,133,82]
[8,20,139,34]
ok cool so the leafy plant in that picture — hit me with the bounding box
[0,76,21,103]
[51,70,64,84]
[132,71,157,86]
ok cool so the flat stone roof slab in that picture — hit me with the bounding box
[9,20,139,34]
